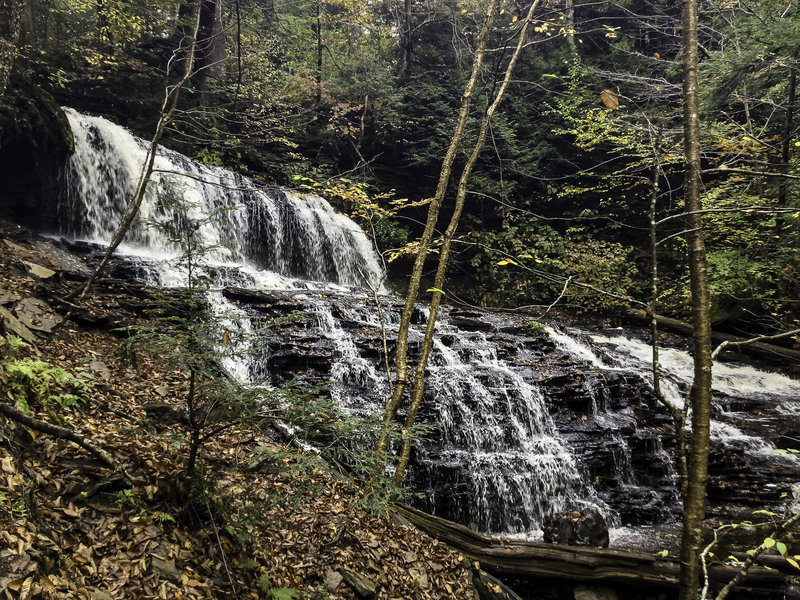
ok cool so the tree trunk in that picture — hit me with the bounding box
[257,0,276,28]
[0,0,24,100]
[179,0,225,93]
[397,0,412,79]
[679,1,713,599]
[393,503,789,592]
[315,0,322,104]
[565,0,575,47]
[392,0,542,485]
[376,0,500,456]
[779,59,796,206]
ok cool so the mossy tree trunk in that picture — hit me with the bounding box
[375,0,500,457]
[392,0,543,486]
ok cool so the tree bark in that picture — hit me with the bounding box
[315,0,322,104]
[257,0,276,28]
[397,0,412,79]
[376,0,500,456]
[0,401,130,483]
[0,0,24,100]
[565,0,575,47]
[679,1,713,599]
[393,504,788,591]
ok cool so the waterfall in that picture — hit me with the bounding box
[55,108,800,541]
[60,108,383,289]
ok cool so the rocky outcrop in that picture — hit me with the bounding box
[0,75,73,231]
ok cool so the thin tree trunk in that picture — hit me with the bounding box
[397,0,412,79]
[376,0,500,457]
[679,1,713,599]
[257,0,276,28]
[70,1,203,300]
[315,1,323,105]
[393,0,541,485]
[779,60,796,206]
[647,131,688,498]
[0,400,131,482]
[565,0,575,47]
[0,0,24,100]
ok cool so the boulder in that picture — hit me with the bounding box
[542,509,609,548]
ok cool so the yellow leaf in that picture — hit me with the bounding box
[512,15,518,22]
[601,89,619,110]
[461,8,467,13]
[787,557,800,571]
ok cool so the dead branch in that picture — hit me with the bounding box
[0,401,131,485]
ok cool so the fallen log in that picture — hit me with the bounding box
[626,309,800,363]
[394,504,788,589]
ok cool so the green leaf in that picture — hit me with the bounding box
[776,542,787,556]
[271,589,299,600]
[763,537,776,548]
[426,288,445,295]
[656,549,668,557]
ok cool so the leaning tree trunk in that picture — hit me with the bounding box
[376,0,500,456]
[393,0,542,486]
[0,0,24,100]
[679,1,714,599]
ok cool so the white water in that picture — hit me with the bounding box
[61,108,383,289]
[310,302,589,534]
[548,327,800,454]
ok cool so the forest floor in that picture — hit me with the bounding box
[0,224,477,600]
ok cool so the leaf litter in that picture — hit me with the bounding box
[0,232,476,599]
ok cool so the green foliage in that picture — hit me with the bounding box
[463,213,640,308]
[256,573,298,599]
[3,358,92,414]
[524,320,546,337]
[114,488,138,508]
[0,335,28,359]
[265,382,428,513]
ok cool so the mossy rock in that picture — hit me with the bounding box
[0,71,73,230]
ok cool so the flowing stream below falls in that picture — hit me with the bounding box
[52,108,800,542]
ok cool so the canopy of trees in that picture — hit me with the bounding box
[1,0,796,339]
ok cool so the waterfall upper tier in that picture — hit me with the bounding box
[60,108,383,290]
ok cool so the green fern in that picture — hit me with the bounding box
[4,359,92,413]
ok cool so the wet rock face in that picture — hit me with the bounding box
[542,509,610,548]
[0,77,73,232]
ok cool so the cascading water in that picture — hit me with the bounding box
[54,108,800,541]
[60,108,383,289]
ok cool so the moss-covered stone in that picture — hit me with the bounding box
[0,71,73,231]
